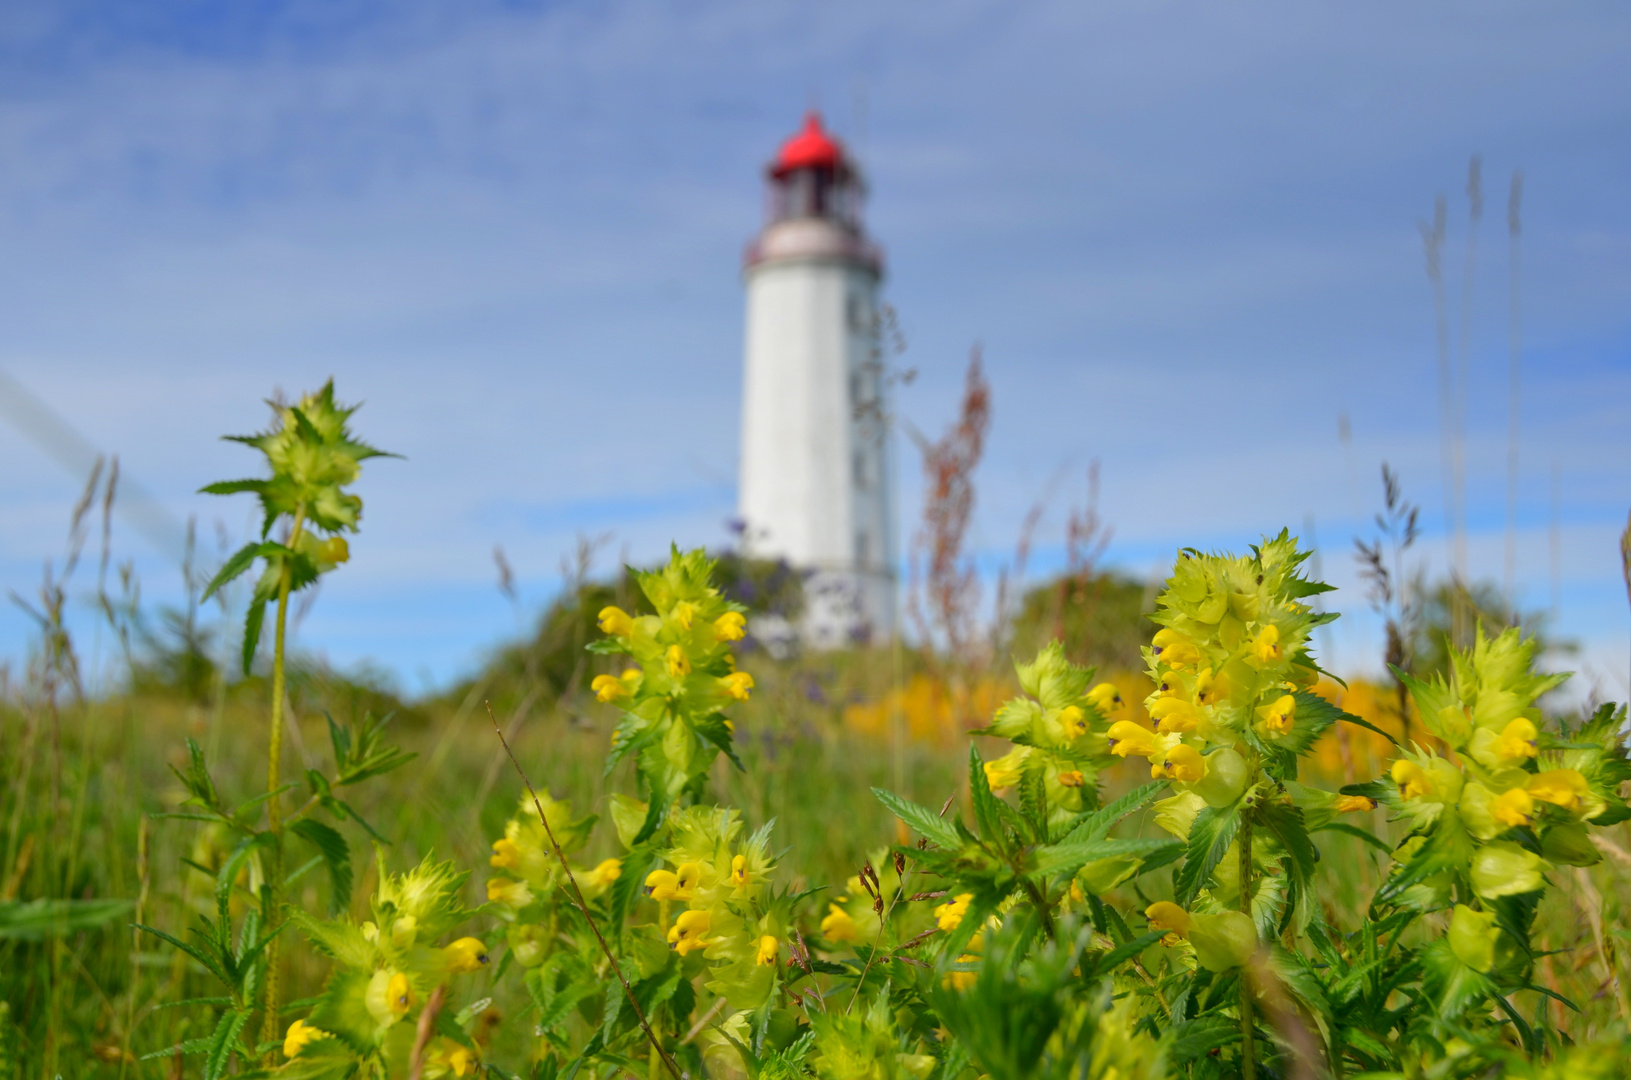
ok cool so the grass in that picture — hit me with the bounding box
[5,640,1630,1075]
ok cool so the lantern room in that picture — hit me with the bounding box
[765,112,866,231]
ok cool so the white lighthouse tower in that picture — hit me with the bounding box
[738,113,895,647]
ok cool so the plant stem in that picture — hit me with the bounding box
[488,703,683,1080]
[1239,814,1256,1080]
[261,510,305,1061]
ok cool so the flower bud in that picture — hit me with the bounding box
[1188,910,1258,972]
[713,611,747,642]
[1192,747,1250,808]
[1448,904,1499,972]
[1470,841,1546,899]
[1541,823,1601,867]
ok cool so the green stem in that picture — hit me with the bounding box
[261,511,304,1061]
[1239,814,1256,1080]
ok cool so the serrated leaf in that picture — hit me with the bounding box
[1174,803,1241,905]
[967,746,1004,848]
[203,1007,252,1080]
[284,908,374,969]
[1053,781,1165,847]
[1033,836,1182,876]
[872,789,962,850]
[241,599,267,674]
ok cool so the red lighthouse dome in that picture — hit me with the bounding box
[770,112,847,178]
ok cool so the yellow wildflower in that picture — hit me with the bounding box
[1154,671,1186,698]
[714,611,747,642]
[983,760,1021,792]
[1154,744,1206,783]
[1195,668,1229,706]
[1087,682,1123,712]
[443,937,490,974]
[489,837,520,870]
[731,854,749,889]
[1057,770,1086,788]
[485,878,532,906]
[674,862,702,898]
[1144,900,1194,945]
[1391,760,1433,801]
[387,971,414,1017]
[283,1019,328,1059]
[1248,624,1281,665]
[1057,705,1089,738]
[944,953,979,991]
[1334,795,1377,814]
[755,934,779,966]
[1149,698,1201,733]
[1259,694,1295,736]
[1152,629,1201,669]
[1107,720,1162,758]
[665,645,691,678]
[319,536,350,564]
[1527,769,1588,811]
[935,893,974,932]
[671,601,697,630]
[585,858,622,887]
[821,903,859,942]
[720,671,754,701]
[431,1039,475,1077]
[591,674,628,703]
[1493,787,1534,828]
[644,869,679,900]
[667,909,712,956]
[597,606,633,637]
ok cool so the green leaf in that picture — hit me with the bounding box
[201,540,276,602]
[692,712,744,772]
[203,1007,252,1080]
[215,832,275,906]
[133,922,232,986]
[241,599,267,675]
[1086,930,1164,977]
[968,746,1004,847]
[199,478,268,496]
[1033,836,1182,876]
[872,789,963,850]
[289,819,352,915]
[1169,1015,1239,1063]
[1052,781,1165,846]
[0,898,132,940]
[1174,803,1241,905]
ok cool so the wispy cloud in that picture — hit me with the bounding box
[1,0,1627,686]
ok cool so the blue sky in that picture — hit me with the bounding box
[1,1,1627,699]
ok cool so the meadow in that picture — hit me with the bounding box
[3,383,1629,1080]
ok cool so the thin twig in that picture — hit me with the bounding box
[487,702,682,1080]
[680,997,728,1045]
[406,984,446,1080]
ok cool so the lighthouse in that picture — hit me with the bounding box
[738,113,896,646]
